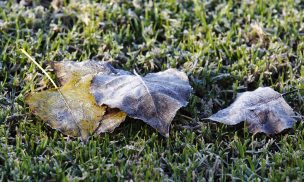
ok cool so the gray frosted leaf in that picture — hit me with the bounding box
[51,60,130,85]
[208,87,296,134]
[91,69,192,137]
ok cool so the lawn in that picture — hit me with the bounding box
[1,0,304,181]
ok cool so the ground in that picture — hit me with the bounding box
[1,0,304,181]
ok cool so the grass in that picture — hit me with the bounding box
[0,0,304,181]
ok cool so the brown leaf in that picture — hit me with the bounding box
[208,87,296,134]
[91,69,192,137]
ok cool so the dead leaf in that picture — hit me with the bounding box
[26,74,126,140]
[208,87,296,134]
[246,23,270,48]
[91,69,192,137]
[27,60,191,139]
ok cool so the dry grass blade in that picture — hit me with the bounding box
[20,49,58,89]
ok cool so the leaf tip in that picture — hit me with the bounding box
[164,133,169,138]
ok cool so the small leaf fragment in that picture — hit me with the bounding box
[91,68,192,137]
[96,108,127,135]
[208,87,296,134]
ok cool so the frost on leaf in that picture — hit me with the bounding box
[91,69,192,137]
[208,87,296,134]
[26,74,126,140]
[52,60,129,85]
[27,60,191,139]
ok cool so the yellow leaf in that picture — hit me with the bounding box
[26,74,126,140]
